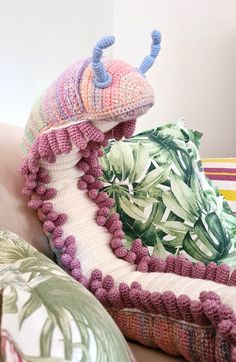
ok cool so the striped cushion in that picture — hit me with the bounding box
[202,158,236,213]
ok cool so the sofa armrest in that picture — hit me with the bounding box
[0,123,53,259]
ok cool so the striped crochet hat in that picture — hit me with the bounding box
[22,31,161,156]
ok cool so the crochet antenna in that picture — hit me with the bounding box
[139,30,161,74]
[92,35,115,88]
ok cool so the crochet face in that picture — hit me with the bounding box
[80,59,154,121]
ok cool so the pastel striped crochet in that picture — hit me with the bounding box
[109,308,232,361]
[20,32,236,362]
[21,31,161,156]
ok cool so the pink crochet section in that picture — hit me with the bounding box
[21,123,236,361]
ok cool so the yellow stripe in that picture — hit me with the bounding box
[202,158,236,163]
[219,189,236,201]
[206,172,236,176]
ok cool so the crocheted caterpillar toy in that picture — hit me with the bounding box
[21,31,236,361]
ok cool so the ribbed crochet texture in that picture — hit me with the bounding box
[20,33,236,361]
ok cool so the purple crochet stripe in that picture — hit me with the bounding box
[20,124,236,361]
[43,61,88,126]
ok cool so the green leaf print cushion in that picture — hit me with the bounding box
[0,229,134,362]
[99,120,236,267]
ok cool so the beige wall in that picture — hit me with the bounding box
[0,0,113,127]
[1,0,235,156]
[113,0,236,156]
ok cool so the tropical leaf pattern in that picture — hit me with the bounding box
[100,120,236,265]
[0,229,133,362]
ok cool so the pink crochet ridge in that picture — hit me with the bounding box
[20,122,236,361]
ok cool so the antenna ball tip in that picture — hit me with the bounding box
[151,30,161,43]
[99,35,115,49]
